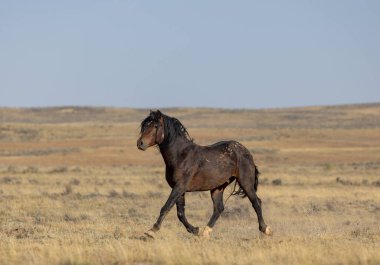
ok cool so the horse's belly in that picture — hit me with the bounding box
[187,168,233,191]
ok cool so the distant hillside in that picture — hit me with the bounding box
[1,102,379,129]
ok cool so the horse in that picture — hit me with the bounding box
[136,110,272,238]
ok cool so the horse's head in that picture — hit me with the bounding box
[137,110,165,151]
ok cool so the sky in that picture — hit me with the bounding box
[1,1,379,109]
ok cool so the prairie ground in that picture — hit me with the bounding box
[0,104,380,265]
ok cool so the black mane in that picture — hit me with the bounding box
[161,114,192,146]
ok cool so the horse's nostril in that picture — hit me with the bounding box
[138,140,144,149]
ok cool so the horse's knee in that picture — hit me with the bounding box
[217,204,224,213]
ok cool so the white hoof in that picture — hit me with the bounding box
[143,229,156,239]
[200,226,213,238]
[264,226,273,236]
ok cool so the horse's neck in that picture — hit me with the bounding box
[159,137,191,166]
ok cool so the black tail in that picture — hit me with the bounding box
[231,166,260,198]
[254,166,260,191]
[230,180,247,198]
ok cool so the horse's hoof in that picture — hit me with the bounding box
[143,229,156,240]
[200,226,213,238]
[264,226,273,236]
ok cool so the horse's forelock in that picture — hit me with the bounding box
[140,116,154,133]
[141,111,162,133]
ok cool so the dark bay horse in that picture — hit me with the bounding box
[137,110,272,238]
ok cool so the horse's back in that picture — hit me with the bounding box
[207,140,251,156]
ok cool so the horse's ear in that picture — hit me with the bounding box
[150,110,162,120]
[151,110,162,120]
[149,110,154,117]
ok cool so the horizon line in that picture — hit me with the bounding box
[1,101,380,111]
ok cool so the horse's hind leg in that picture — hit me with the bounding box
[201,187,225,238]
[238,172,272,235]
[176,194,199,235]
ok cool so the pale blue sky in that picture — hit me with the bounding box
[1,1,379,108]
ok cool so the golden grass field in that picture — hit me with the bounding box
[1,103,380,265]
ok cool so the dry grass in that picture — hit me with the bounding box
[0,103,380,265]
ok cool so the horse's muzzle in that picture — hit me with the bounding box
[137,139,146,151]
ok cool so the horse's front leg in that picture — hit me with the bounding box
[144,186,184,239]
[176,194,199,235]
